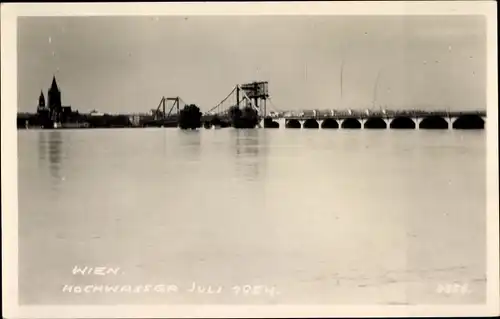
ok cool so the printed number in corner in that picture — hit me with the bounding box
[436,283,471,295]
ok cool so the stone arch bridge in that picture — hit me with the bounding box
[261,110,486,130]
[201,82,486,130]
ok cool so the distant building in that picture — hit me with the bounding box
[129,115,141,126]
[89,110,104,116]
[37,76,73,123]
[48,76,62,116]
[37,90,45,109]
[37,91,46,112]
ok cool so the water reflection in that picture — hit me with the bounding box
[233,129,263,182]
[37,131,47,163]
[178,130,201,162]
[45,131,64,184]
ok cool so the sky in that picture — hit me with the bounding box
[17,15,486,114]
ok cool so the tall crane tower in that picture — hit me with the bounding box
[237,81,270,116]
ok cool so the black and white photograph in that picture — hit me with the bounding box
[1,2,499,318]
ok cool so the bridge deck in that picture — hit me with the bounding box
[202,110,486,121]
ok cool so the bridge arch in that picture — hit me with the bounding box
[390,117,415,129]
[303,119,319,129]
[364,117,387,129]
[263,117,279,128]
[419,116,448,129]
[341,118,361,129]
[452,114,485,129]
[321,118,339,129]
[286,119,301,129]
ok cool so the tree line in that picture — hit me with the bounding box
[179,104,260,129]
[18,104,264,129]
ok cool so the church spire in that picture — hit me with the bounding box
[47,75,62,111]
[38,90,45,107]
[50,75,59,92]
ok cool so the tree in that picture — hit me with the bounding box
[179,104,202,129]
[241,106,259,128]
[229,105,259,128]
[229,105,242,123]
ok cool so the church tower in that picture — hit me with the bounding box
[48,75,62,120]
[38,91,45,108]
[48,76,61,109]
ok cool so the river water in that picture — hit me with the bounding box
[17,128,486,305]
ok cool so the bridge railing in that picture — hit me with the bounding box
[279,110,486,119]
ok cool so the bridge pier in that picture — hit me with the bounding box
[277,117,286,129]
[447,117,453,128]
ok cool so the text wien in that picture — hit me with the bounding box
[72,266,122,276]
